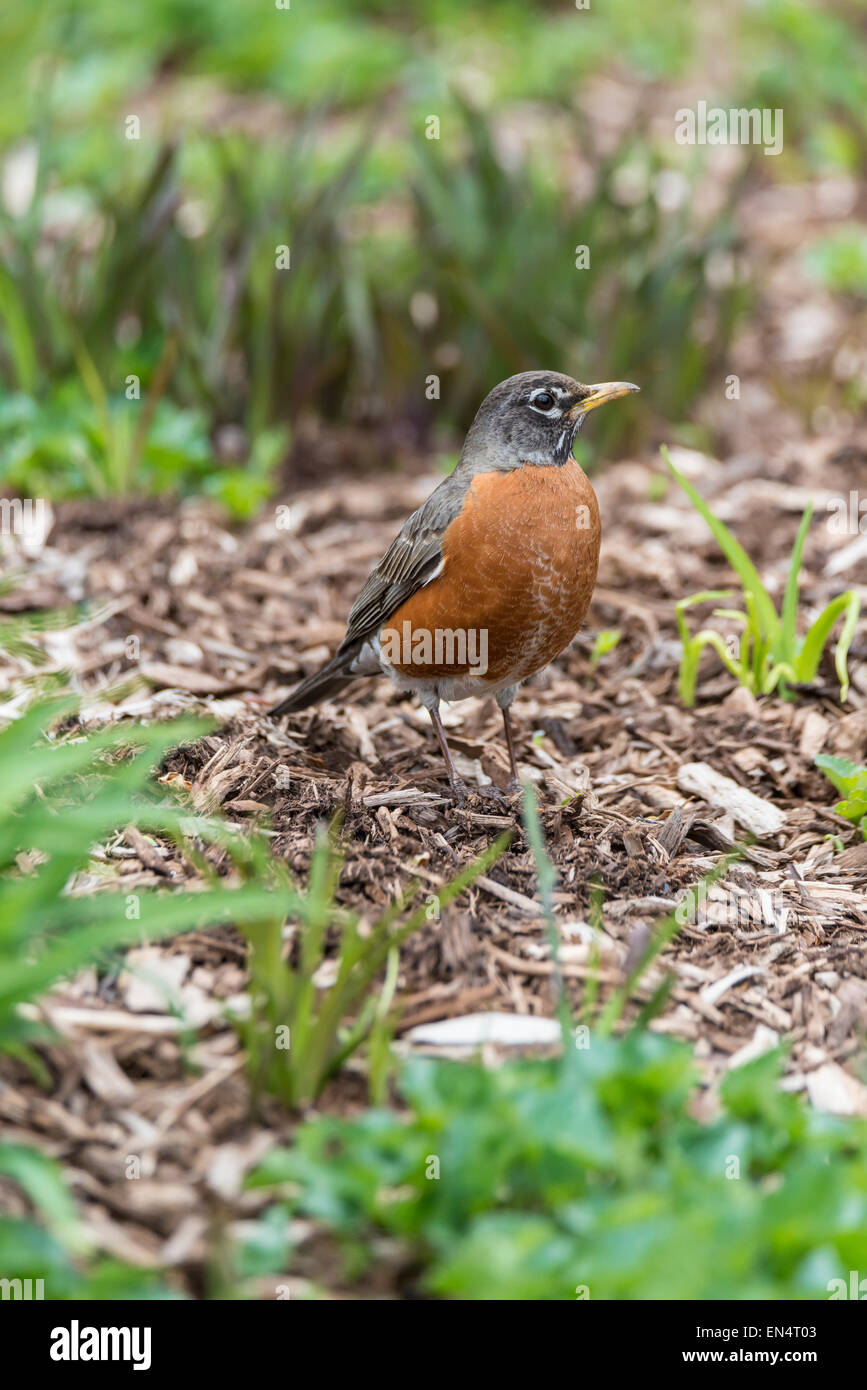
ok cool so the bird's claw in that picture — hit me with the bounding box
[448,781,521,809]
[447,777,470,806]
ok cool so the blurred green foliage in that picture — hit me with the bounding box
[0,694,300,1300]
[0,0,863,504]
[742,0,867,167]
[805,227,867,297]
[250,1038,867,1300]
[0,699,291,1064]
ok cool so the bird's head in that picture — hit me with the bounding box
[461,370,639,471]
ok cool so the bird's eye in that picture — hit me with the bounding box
[530,390,556,411]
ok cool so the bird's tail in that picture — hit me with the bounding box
[268,653,356,717]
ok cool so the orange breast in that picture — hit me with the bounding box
[382,462,601,686]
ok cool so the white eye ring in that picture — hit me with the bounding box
[528,389,562,415]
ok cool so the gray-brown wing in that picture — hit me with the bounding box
[337,473,468,655]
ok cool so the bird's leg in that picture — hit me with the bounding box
[500,700,522,794]
[491,683,525,795]
[427,703,468,803]
[427,699,521,807]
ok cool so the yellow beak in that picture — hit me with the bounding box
[570,381,640,417]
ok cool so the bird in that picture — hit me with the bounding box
[269,371,639,801]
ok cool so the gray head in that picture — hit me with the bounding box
[459,370,639,472]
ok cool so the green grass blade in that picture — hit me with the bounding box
[0,266,38,392]
[780,505,813,663]
[662,446,780,644]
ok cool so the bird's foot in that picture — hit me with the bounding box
[453,781,522,810]
[443,776,468,806]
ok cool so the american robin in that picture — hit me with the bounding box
[269,371,638,799]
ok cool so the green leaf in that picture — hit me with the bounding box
[796,592,861,698]
[0,1145,83,1252]
[814,754,866,796]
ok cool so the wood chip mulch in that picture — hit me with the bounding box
[1,432,866,1293]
